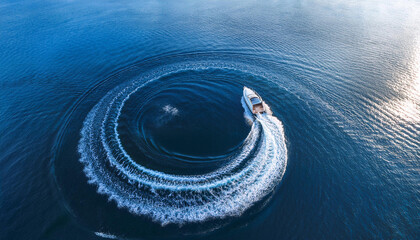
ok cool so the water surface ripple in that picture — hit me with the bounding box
[1,0,419,239]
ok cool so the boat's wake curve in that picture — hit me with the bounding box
[78,78,287,226]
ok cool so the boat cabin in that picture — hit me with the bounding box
[250,97,265,114]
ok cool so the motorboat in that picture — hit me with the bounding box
[243,86,266,115]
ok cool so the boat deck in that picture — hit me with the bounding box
[253,103,265,114]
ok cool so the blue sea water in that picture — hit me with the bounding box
[0,0,419,239]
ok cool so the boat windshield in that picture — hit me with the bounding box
[250,97,261,105]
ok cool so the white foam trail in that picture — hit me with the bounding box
[162,105,179,116]
[78,67,287,225]
[94,232,117,239]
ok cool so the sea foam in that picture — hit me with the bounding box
[78,65,287,225]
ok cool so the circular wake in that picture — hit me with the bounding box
[78,64,287,226]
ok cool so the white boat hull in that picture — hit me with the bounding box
[243,86,266,115]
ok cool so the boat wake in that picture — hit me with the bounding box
[78,69,287,226]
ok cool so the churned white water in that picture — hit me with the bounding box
[78,65,287,225]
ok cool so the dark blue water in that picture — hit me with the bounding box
[1,0,419,239]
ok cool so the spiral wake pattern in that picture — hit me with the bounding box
[77,64,287,225]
